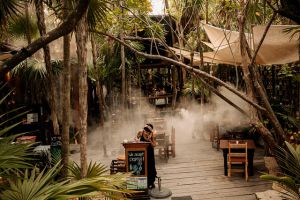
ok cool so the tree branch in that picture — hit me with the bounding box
[92,30,267,112]
[0,0,90,75]
[123,36,180,61]
[198,77,249,117]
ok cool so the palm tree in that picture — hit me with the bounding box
[75,0,108,176]
[61,0,72,178]
[75,11,89,178]
[34,0,60,137]
[261,142,300,200]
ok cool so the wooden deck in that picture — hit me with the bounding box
[70,134,271,200]
[154,139,271,200]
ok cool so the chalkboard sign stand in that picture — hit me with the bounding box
[123,142,150,200]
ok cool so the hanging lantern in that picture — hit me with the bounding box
[5,71,11,81]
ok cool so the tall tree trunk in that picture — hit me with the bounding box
[25,2,32,45]
[238,0,255,115]
[61,0,71,178]
[120,0,126,110]
[176,22,186,84]
[75,13,88,178]
[164,0,175,45]
[34,0,60,136]
[246,13,285,144]
[91,35,107,157]
[196,17,205,105]
[171,65,177,109]
[238,2,284,150]
[205,0,209,24]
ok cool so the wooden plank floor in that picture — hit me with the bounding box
[70,135,271,200]
[153,139,271,200]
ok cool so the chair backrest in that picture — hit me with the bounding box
[155,132,167,147]
[228,141,248,162]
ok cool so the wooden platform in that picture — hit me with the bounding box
[154,139,271,200]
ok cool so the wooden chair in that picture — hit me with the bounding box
[167,126,176,158]
[155,132,169,161]
[228,141,248,181]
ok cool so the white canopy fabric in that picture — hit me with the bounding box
[171,24,299,66]
[252,25,299,65]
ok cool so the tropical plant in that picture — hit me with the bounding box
[261,142,300,200]
[68,161,133,199]
[0,86,33,176]
[0,85,131,200]
[0,0,22,30]
[7,14,39,40]
[0,161,131,200]
[183,79,209,99]
[11,59,63,104]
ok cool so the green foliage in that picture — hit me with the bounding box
[0,0,22,29]
[68,161,108,180]
[68,161,133,200]
[277,65,296,78]
[246,1,264,25]
[261,142,300,200]
[167,0,203,29]
[0,162,129,200]
[89,36,145,91]
[12,59,47,80]
[271,99,300,132]
[126,0,152,13]
[11,59,63,104]
[106,0,153,35]
[143,19,166,41]
[8,14,39,40]
[0,88,131,199]
[212,0,271,30]
[0,87,33,176]
[183,79,209,98]
[283,26,300,39]
[214,0,239,28]
[87,0,109,29]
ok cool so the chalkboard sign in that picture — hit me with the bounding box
[128,151,145,175]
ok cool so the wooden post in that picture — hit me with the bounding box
[171,65,177,109]
[120,0,126,110]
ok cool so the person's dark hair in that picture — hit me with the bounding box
[144,123,154,133]
[147,123,153,129]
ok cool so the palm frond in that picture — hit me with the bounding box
[12,59,47,80]
[68,161,108,180]
[0,89,13,105]
[0,163,67,200]
[0,0,23,28]
[0,109,29,127]
[68,161,133,199]
[260,174,300,200]
[261,142,300,199]
[283,26,300,39]
[87,0,109,29]
[0,87,34,174]
[8,14,39,39]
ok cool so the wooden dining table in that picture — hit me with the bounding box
[220,139,256,176]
